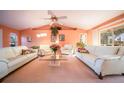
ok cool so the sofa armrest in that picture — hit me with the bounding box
[94,56,121,66]
[95,58,104,67]
[95,58,104,63]
[120,56,124,62]
[0,59,9,64]
[0,59,8,79]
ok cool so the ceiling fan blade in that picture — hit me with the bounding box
[57,16,67,19]
[48,10,55,16]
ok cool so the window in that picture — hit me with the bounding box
[100,30,113,46]
[80,33,87,44]
[100,25,124,46]
[10,33,18,47]
[114,28,124,46]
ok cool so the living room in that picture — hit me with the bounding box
[0,10,124,83]
[1,1,124,93]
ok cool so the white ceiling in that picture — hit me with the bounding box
[0,10,124,30]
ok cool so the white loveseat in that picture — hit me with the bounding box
[0,46,38,79]
[75,46,124,79]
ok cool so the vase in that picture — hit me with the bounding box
[53,50,56,57]
[53,51,56,64]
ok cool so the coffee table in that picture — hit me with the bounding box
[39,55,67,66]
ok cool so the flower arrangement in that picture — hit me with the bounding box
[50,44,60,53]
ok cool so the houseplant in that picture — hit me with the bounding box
[76,42,85,48]
[31,46,40,49]
[50,26,61,36]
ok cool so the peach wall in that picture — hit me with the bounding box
[21,29,86,47]
[87,30,93,45]
[0,24,21,47]
[59,30,86,46]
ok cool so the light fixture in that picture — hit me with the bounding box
[36,34,41,38]
[55,40,59,44]
[36,33,47,38]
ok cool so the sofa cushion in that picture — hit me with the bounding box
[94,46,119,56]
[12,46,28,56]
[78,48,89,53]
[26,53,37,58]
[80,53,97,66]
[8,55,29,67]
[97,55,121,61]
[85,46,96,54]
[117,47,124,56]
[22,49,35,55]
[0,47,15,59]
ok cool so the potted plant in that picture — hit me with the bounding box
[31,46,40,49]
[50,26,61,36]
[76,42,85,48]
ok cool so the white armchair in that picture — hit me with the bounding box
[40,45,52,55]
[61,44,74,55]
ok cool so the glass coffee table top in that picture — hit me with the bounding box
[39,55,67,66]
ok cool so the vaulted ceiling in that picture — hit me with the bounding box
[0,10,124,30]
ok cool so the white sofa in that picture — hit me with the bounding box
[0,46,38,79]
[61,44,74,55]
[75,46,124,79]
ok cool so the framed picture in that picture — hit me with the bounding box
[27,36,32,42]
[59,34,65,41]
[51,35,57,42]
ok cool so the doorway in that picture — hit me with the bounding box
[80,33,87,45]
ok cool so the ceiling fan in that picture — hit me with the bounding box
[43,10,67,25]
[31,10,76,30]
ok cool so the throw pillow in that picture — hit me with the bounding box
[22,49,32,55]
[78,48,89,53]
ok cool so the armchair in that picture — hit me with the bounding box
[39,45,52,55]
